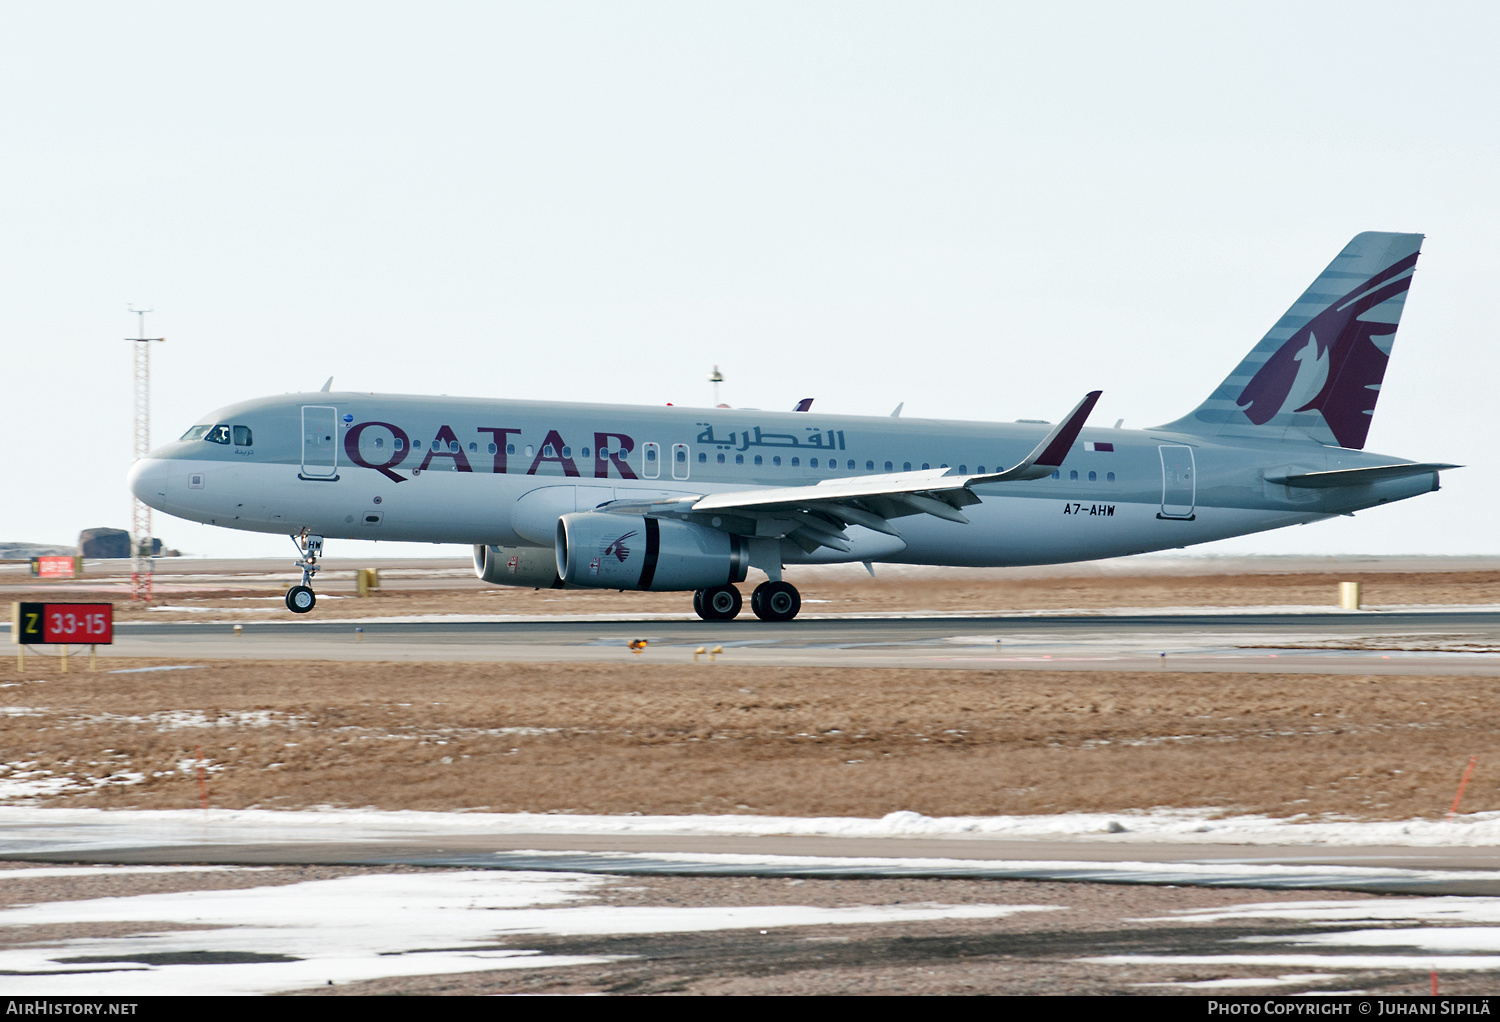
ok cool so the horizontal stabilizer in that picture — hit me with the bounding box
[1266,462,1459,488]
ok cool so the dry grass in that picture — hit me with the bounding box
[2,658,1496,820]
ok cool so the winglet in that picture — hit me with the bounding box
[792,398,814,412]
[970,390,1102,484]
[320,376,333,393]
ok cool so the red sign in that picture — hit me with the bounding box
[37,557,75,579]
[13,603,113,644]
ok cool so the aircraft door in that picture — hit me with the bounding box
[1158,445,1195,519]
[301,405,339,480]
[671,443,690,480]
[642,442,661,480]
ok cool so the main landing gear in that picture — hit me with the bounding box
[285,531,324,614]
[691,580,802,622]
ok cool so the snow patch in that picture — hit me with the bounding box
[0,869,1052,995]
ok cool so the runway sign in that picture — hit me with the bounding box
[10,603,113,645]
[35,556,78,579]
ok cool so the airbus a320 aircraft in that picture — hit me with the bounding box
[130,232,1454,622]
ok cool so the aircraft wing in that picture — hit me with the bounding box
[600,391,1100,553]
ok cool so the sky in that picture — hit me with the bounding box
[2,1,1496,559]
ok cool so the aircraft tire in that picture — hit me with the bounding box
[751,581,800,622]
[285,585,316,614]
[698,584,742,621]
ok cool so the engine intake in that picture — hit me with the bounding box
[473,543,564,589]
[556,512,748,591]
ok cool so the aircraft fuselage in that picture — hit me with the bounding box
[129,392,1438,568]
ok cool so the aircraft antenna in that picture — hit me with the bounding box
[709,364,724,407]
[127,306,165,603]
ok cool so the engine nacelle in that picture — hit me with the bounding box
[556,512,748,591]
[473,543,564,589]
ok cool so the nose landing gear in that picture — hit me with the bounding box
[285,531,324,614]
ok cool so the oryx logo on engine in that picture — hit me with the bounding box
[604,531,637,563]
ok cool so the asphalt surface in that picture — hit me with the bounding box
[7,608,1497,673]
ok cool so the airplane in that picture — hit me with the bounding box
[129,232,1454,622]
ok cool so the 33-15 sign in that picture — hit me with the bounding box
[11,603,113,644]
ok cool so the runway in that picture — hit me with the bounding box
[10,607,1499,674]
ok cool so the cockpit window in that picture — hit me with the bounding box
[233,425,253,446]
[205,424,232,445]
[180,425,212,442]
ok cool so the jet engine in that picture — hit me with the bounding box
[473,543,564,589]
[556,512,748,591]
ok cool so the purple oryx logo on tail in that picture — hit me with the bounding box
[603,530,637,563]
[1236,252,1417,450]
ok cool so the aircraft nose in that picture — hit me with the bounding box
[127,457,171,509]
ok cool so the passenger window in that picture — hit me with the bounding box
[847,460,854,470]
[884,461,893,472]
[645,448,656,462]
[735,454,744,465]
[468,442,477,452]
[180,425,212,442]
[866,460,874,471]
[1107,471,1115,482]
[791,457,800,467]
[772,456,781,467]
[487,443,497,454]
[903,462,912,472]
[695,451,704,463]
[206,424,231,444]
[543,445,555,457]
[921,463,929,470]
[977,465,985,473]
[414,440,423,450]
[958,464,967,473]
[524,445,534,457]
[1088,470,1097,481]
[561,447,571,458]
[1051,470,1060,479]
[233,425,253,446]
[1070,470,1079,480]
[506,443,515,455]
[449,441,460,453]
[581,447,590,459]
[375,437,385,449]
[716,453,725,464]
[394,438,405,451]
[810,458,819,468]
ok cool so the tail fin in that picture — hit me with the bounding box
[1160,231,1423,449]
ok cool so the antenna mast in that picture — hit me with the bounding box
[127,307,164,603]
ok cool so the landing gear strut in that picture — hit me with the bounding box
[286,531,324,614]
[693,584,742,621]
[751,580,801,622]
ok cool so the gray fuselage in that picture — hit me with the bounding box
[128,391,1440,570]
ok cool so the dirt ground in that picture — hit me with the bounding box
[7,567,1500,623]
[2,657,1495,820]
